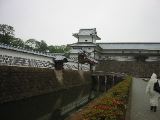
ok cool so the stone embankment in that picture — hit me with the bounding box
[96,61,160,77]
[0,66,92,120]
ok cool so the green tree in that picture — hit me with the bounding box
[0,24,15,44]
[38,40,48,52]
[25,39,39,50]
[48,45,70,53]
[10,38,24,47]
[25,39,48,52]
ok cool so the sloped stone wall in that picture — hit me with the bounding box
[0,66,91,104]
[96,61,160,77]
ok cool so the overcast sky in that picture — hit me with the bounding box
[0,0,160,45]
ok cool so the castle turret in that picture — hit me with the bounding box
[72,28,101,43]
[69,28,101,61]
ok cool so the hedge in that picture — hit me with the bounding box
[82,75,132,120]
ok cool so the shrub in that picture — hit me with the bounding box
[82,76,132,120]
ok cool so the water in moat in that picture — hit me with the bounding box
[0,84,100,120]
[0,74,122,120]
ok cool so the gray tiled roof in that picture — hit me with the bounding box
[78,28,97,35]
[73,28,101,40]
[54,55,67,61]
[0,43,55,58]
[98,43,160,50]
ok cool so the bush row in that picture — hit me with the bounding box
[82,75,132,120]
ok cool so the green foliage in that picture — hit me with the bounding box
[0,24,70,53]
[25,39,48,52]
[10,38,24,47]
[38,40,48,52]
[82,76,132,120]
[48,45,71,53]
[25,39,39,50]
[0,24,15,44]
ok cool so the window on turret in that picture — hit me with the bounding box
[85,40,88,42]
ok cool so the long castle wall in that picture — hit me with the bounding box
[0,45,90,71]
[96,61,160,77]
[0,47,54,68]
[0,66,92,120]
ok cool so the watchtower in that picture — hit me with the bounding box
[69,28,101,61]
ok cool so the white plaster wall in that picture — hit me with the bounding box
[100,55,135,61]
[0,48,53,62]
[113,56,135,61]
[79,36,95,43]
[103,50,159,54]
[95,53,100,60]
[64,62,90,71]
[81,47,94,54]
[69,47,96,61]
[146,56,160,62]
[69,54,78,61]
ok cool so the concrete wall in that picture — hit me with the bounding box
[0,66,92,120]
[96,61,160,77]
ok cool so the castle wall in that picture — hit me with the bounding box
[0,47,54,68]
[96,61,160,77]
[0,66,92,120]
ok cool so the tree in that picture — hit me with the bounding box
[38,40,48,52]
[25,39,48,52]
[25,39,39,50]
[0,24,70,54]
[10,38,24,47]
[48,45,70,53]
[0,24,15,44]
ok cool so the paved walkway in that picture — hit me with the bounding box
[129,78,160,120]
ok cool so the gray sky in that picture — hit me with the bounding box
[0,0,160,45]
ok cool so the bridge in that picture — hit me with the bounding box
[91,71,125,92]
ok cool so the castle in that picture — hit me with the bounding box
[1,28,160,70]
[69,28,160,62]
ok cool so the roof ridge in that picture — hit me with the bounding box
[97,42,160,44]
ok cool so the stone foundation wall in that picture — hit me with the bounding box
[96,61,160,77]
[0,66,91,104]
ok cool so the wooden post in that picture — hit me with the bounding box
[97,76,100,92]
[105,75,107,92]
[112,75,115,86]
[78,62,79,70]
[78,53,79,70]
[90,64,92,71]
[81,63,82,70]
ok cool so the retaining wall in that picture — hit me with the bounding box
[96,61,160,77]
[0,66,92,120]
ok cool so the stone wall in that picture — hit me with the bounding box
[0,66,91,104]
[96,61,160,77]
